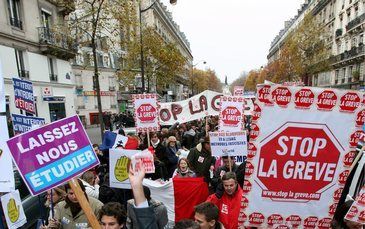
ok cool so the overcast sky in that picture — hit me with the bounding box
[160,0,304,83]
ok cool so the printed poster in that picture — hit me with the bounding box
[209,131,248,157]
[0,116,15,192]
[0,61,5,113]
[11,114,45,134]
[233,86,244,96]
[240,85,363,228]
[6,115,99,195]
[12,78,35,114]
[109,148,154,189]
[1,190,27,229]
[218,95,245,132]
[133,94,159,133]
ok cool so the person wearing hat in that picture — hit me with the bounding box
[187,136,216,183]
[166,136,180,178]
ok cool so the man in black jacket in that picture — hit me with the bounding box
[211,156,239,192]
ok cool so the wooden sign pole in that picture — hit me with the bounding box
[147,130,151,148]
[68,178,100,229]
[228,156,232,172]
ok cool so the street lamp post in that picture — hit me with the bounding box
[191,60,206,96]
[139,0,177,93]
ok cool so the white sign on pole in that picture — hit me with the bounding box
[0,61,5,113]
[0,116,15,192]
[233,86,244,96]
[218,96,245,132]
[133,94,159,133]
[1,190,27,229]
[109,149,155,189]
[209,131,248,157]
[240,85,364,228]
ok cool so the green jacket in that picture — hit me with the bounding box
[187,143,215,181]
[54,197,103,229]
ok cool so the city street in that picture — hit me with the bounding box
[85,126,102,145]
[2,0,365,228]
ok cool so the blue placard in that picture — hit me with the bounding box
[11,113,45,134]
[12,78,35,114]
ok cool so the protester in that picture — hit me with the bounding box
[206,172,243,229]
[126,186,168,229]
[81,170,100,199]
[174,219,200,229]
[173,158,196,178]
[150,132,169,180]
[211,156,238,192]
[42,187,66,225]
[99,174,133,210]
[165,136,180,177]
[128,161,158,229]
[98,202,127,229]
[187,136,215,182]
[45,180,103,229]
[182,124,197,149]
[194,202,224,229]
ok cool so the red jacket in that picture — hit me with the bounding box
[206,186,243,229]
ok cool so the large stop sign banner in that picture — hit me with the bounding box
[132,94,159,133]
[240,85,363,228]
[218,95,245,132]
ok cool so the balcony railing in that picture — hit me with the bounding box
[77,105,85,109]
[111,105,117,109]
[109,86,116,91]
[346,13,365,31]
[10,17,23,30]
[49,74,58,81]
[19,70,29,79]
[39,27,70,49]
[333,45,365,64]
[38,27,76,60]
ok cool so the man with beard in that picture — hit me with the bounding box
[47,179,104,229]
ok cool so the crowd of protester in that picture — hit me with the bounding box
[34,115,362,229]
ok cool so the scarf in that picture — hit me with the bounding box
[151,139,160,148]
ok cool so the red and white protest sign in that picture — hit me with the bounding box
[133,94,159,133]
[218,96,245,132]
[345,186,365,225]
[240,84,363,228]
[233,86,245,96]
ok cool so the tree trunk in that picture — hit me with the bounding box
[92,36,105,139]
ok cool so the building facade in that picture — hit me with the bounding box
[141,0,193,101]
[1,0,76,124]
[268,0,365,90]
[72,45,120,126]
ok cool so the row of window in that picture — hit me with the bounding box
[76,95,117,110]
[75,51,123,69]
[14,49,58,82]
[313,62,364,86]
[7,0,55,31]
[336,33,364,54]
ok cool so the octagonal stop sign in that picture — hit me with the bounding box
[258,122,342,200]
[137,104,157,122]
[221,106,241,125]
